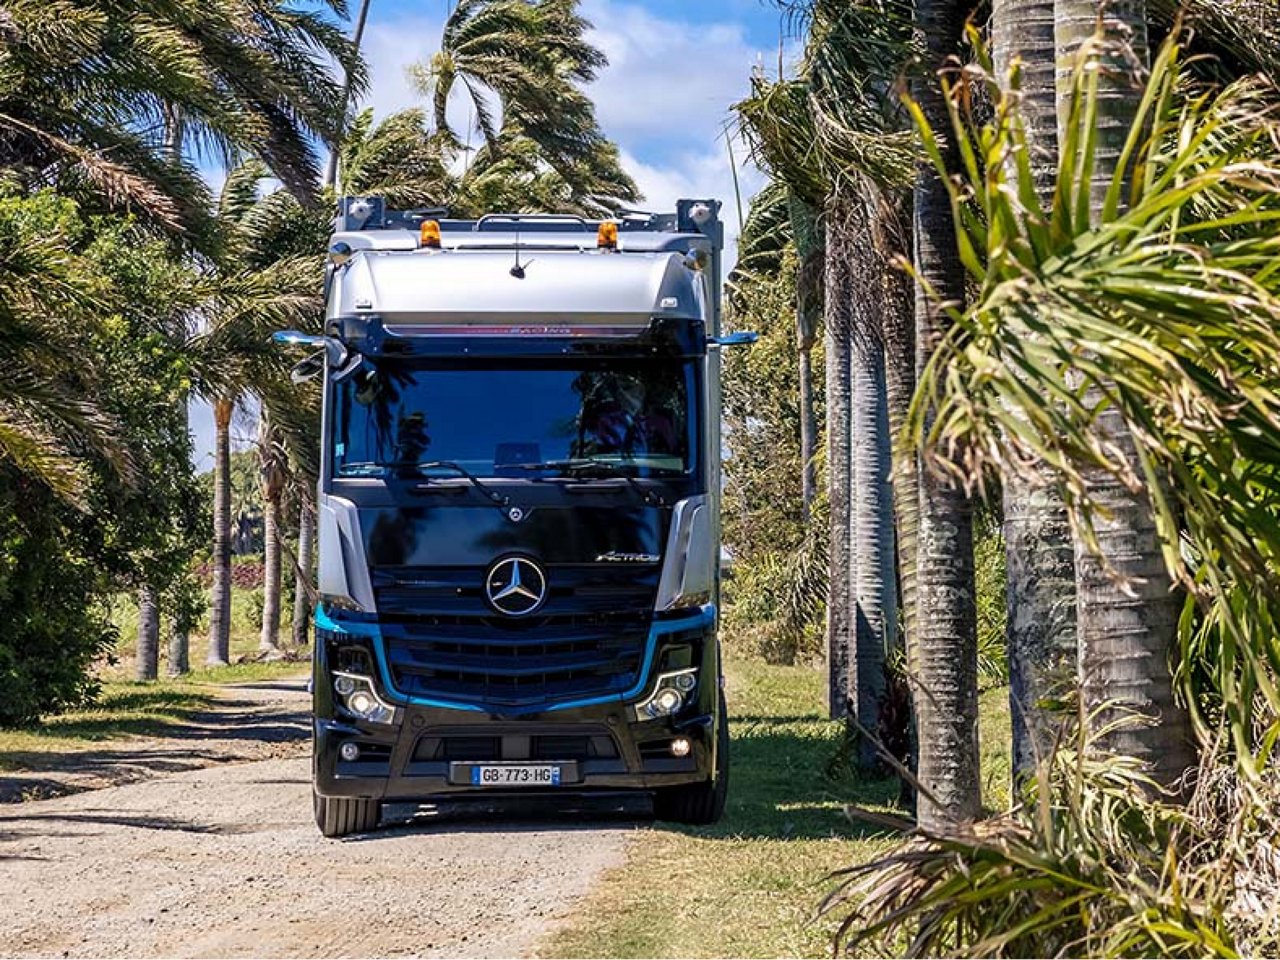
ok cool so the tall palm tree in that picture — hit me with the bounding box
[991,0,1079,779]
[910,0,980,829]
[412,0,636,214]
[1055,1,1194,787]
[737,1,915,741]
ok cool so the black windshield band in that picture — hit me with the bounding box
[329,356,703,487]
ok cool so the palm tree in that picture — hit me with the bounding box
[737,2,915,742]
[910,0,980,829]
[0,213,129,502]
[991,0,1079,779]
[0,0,362,231]
[411,0,636,214]
[1055,1,1194,787]
[909,21,1280,780]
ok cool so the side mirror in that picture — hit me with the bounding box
[274,330,352,380]
[709,331,759,347]
[290,350,325,384]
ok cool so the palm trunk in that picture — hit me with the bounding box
[260,491,283,656]
[789,195,823,520]
[825,195,855,721]
[994,0,1079,778]
[135,584,159,681]
[167,396,193,679]
[207,396,234,666]
[167,617,190,677]
[292,500,315,648]
[911,0,981,830]
[844,181,898,767]
[880,193,917,657]
[259,414,284,657]
[879,190,918,796]
[324,0,374,189]
[1057,0,1194,788]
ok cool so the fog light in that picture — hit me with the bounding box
[334,675,356,696]
[670,737,692,758]
[348,691,375,715]
[672,673,696,692]
[339,741,360,762]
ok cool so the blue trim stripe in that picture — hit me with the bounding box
[315,603,716,714]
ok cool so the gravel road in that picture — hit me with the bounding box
[0,682,634,958]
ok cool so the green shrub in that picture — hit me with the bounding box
[823,721,1280,958]
[0,476,117,725]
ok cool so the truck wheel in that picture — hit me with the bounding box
[654,694,729,826]
[313,791,381,837]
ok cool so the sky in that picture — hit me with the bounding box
[189,0,795,467]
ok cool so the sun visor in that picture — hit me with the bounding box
[330,249,704,332]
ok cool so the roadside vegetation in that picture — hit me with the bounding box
[546,657,1011,959]
[5,0,1280,956]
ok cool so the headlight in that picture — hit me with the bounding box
[333,671,398,725]
[634,668,698,720]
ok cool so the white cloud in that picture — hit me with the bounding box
[581,0,770,149]
[361,14,447,118]
[621,141,765,273]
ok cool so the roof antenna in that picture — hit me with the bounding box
[510,226,532,278]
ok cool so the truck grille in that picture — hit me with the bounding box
[373,564,658,711]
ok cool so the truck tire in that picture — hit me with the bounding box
[654,694,729,826]
[313,791,381,837]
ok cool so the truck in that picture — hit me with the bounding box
[274,197,754,837]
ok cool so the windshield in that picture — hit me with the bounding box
[331,358,696,479]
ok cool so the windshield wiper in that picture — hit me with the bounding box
[414,460,510,506]
[508,459,666,507]
[338,460,509,506]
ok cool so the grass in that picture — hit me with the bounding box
[543,655,1013,959]
[108,582,305,677]
[0,682,218,762]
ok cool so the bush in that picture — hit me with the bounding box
[823,720,1280,958]
[0,476,117,725]
[725,533,826,664]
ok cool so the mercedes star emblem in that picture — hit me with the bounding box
[485,556,547,617]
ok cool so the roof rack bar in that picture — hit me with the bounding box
[474,213,592,232]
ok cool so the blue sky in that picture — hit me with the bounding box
[190,0,792,465]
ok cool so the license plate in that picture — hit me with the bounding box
[470,764,562,787]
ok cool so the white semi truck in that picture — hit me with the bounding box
[275,197,753,836]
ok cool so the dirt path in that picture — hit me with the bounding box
[0,682,634,958]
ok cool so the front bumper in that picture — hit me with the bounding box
[313,702,716,801]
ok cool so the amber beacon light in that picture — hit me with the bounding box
[596,220,618,250]
[419,219,442,248]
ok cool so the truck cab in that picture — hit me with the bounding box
[283,199,746,836]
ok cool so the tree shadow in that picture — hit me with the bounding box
[0,811,259,836]
[660,715,903,842]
